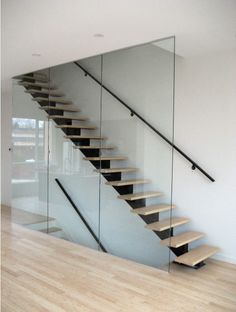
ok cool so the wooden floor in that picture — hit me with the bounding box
[1,205,236,312]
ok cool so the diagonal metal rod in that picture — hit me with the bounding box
[55,178,107,252]
[74,61,215,182]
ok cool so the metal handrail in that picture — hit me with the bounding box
[55,178,107,252]
[74,61,215,182]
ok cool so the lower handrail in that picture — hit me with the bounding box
[55,178,107,252]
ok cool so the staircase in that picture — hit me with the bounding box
[15,73,219,269]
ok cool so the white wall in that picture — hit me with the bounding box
[174,49,236,263]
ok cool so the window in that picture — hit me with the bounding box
[12,118,47,182]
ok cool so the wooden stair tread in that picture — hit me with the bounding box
[106,179,150,186]
[74,146,115,150]
[33,97,72,104]
[118,191,162,201]
[131,204,175,215]
[39,106,80,112]
[175,245,220,266]
[160,231,205,248]
[83,156,127,161]
[56,125,96,129]
[49,115,88,121]
[95,168,137,173]
[145,217,189,232]
[65,135,105,140]
[18,81,56,89]
[39,227,62,234]
[25,89,64,96]
[15,75,49,82]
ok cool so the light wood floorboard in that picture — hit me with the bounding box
[1,205,236,312]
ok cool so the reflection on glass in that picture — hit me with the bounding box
[11,71,50,230]
[12,118,47,182]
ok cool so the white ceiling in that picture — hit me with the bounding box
[2,0,236,82]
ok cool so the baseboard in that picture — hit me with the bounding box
[212,253,236,265]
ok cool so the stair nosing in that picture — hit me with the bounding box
[145,217,190,231]
[39,106,80,112]
[131,204,175,215]
[74,146,115,149]
[25,89,64,96]
[160,231,205,248]
[64,135,106,140]
[118,191,162,201]
[32,97,72,104]
[175,245,220,266]
[106,179,150,186]
[83,156,127,161]
[14,75,49,82]
[49,115,88,120]
[95,167,138,173]
[18,81,56,89]
[56,125,96,129]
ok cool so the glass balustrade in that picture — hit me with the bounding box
[11,36,175,271]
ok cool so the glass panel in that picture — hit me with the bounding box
[11,36,175,271]
[99,37,175,270]
[47,57,102,249]
[11,69,50,231]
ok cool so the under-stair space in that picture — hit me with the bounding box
[12,71,219,269]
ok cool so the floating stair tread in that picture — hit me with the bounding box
[160,231,205,248]
[18,81,56,89]
[25,89,64,96]
[74,146,115,150]
[95,168,137,173]
[145,217,189,232]
[33,97,72,104]
[83,156,127,161]
[65,135,105,140]
[39,227,62,234]
[118,191,162,201]
[131,204,175,216]
[106,179,150,186]
[39,106,80,112]
[49,115,88,121]
[175,245,220,266]
[15,75,49,82]
[56,125,96,129]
